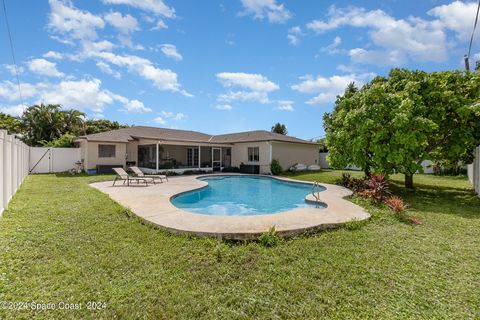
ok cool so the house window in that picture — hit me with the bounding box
[187,147,199,167]
[98,144,116,158]
[248,147,259,162]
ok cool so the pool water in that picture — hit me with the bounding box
[171,175,326,216]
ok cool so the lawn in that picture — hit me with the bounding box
[0,171,479,319]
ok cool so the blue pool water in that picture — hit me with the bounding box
[171,175,326,216]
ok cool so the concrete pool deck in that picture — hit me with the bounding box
[90,174,370,240]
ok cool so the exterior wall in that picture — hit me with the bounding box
[126,140,138,164]
[84,141,127,170]
[468,146,480,195]
[271,142,319,170]
[231,142,271,174]
[0,130,29,216]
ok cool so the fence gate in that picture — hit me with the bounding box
[29,147,81,173]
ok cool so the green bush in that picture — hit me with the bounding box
[258,226,280,247]
[270,159,283,175]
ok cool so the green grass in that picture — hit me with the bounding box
[0,171,479,319]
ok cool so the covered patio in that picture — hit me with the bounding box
[137,142,232,173]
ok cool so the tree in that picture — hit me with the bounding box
[21,104,85,146]
[0,113,24,135]
[271,123,288,135]
[324,69,480,188]
[85,119,128,135]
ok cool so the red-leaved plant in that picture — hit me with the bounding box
[366,174,391,204]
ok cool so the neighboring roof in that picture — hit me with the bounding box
[209,130,317,145]
[77,126,316,145]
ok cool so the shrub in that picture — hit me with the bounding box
[270,159,283,175]
[385,196,406,214]
[337,172,351,188]
[221,166,240,173]
[365,174,391,204]
[258,226,280,247]
[337,173,366,192]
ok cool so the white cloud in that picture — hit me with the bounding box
[83,40,116,52]
[0,104,27,117]
[291,73,376,105]
[102,0,175,18]
[428,1,479,41]
[215,104,233,111]
[287,26,304,45]
[43,51,64,59]
[216,72,279,104]
[91,51,192,96]
[0,78,148,114]
[3,64,23,76]
[240,0,292,23]
[320,36,342,54]
[96,61,121,79]
[276,100,294,111]
[154,116,166,125]
[348,48,406,66]
[217,72,279,92]
[48,0,105,42]
[159,44,183,61]
[28,59,64,78]
[122,99,152,113]
[150,19,167,30]
[306,5,447,64]
[159,110,186,120]
[105,11,140,47]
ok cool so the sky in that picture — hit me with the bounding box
[0,0,479,140]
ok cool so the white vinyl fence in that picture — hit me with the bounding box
[29,147,81,174]
[319,152,461,176]
[0,130,29,215]
[467,146,480,195]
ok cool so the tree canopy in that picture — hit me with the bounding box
[271,123,288,135]
[324,69,480,188]
[0,113,24,135]
[1,104,129,147]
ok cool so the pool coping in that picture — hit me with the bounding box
[90,173,370,240]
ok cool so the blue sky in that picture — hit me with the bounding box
[0,0,479,140]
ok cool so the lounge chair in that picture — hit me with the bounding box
[130,166,168,183]
[112,167,152,186]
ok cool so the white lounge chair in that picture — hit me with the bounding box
[112,167,151,186]
[130,166,168,183]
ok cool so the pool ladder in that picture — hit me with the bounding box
[312,181,322,208]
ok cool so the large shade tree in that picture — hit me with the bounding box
[324,69,480,188]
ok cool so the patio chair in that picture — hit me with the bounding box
[130,166,168,183]
[112,167,152,186]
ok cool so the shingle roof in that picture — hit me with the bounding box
[209,130,316,144]
[77,126,315,145]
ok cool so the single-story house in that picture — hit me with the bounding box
[75,126,319,174]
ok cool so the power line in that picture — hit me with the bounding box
[468,0,480,58]
[2,0,24,105]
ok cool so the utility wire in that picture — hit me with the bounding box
[467,0,480,59]
[2,0,24,104]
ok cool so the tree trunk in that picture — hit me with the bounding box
[405,174,414,189]
[364,166,371,178]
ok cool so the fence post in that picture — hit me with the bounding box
[3,134,12,211]
[0,130,4,215]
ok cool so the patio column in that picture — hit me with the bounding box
[198,145,201,169]
[156,142,159,173]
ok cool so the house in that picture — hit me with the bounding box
[75,126,319,174]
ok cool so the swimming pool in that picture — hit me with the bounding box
[171,175,326,216]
